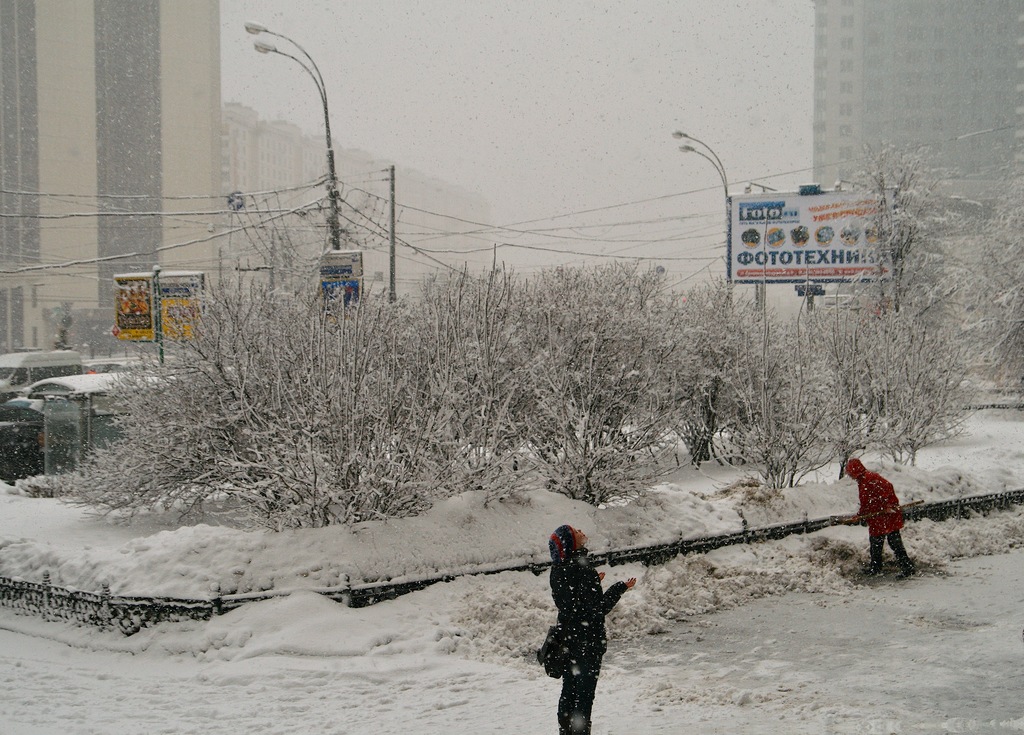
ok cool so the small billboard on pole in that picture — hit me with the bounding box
[113,274,155,341]
[159,272,204,340]
[113,271,204,342]
[319,250,363,308]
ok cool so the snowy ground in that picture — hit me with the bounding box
[3,409,1024,734]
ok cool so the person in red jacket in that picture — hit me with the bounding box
[845,458,916,577]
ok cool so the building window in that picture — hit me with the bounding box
[839,125,853,137]
[840,81,854,94]
[841,37,854,50]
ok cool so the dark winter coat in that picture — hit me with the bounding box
[549,548,628,662]
[847,458,905,537]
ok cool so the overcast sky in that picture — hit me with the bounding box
[220,0,816,282]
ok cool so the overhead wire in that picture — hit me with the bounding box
[6,121,1013,283]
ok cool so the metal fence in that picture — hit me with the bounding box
[3,486,1023,634]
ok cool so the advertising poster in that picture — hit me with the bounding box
[159,272,204,341]
[113,271,204,341]
[727,191,892,285]
[319,250,363,309]
[321,279,361,308]
[113,275,155,341]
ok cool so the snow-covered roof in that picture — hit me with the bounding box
[24,372,123,398]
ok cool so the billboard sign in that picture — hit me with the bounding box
[159,272,204,341]
[727,191,891,284]
[113,275,155,341]
[319,250,363,308]
[113,271,204,341]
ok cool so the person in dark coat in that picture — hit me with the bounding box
[845,458,916,577]
[548,524,636,735]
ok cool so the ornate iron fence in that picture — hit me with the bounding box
[3,487,1024,634]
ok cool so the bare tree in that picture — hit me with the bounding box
[414,267,534,500]
[516,264,678,504]
[666,280,753,467]
[861,146,951,317]
[819,307,896,475]
[860,310,972,464]
[725,310,834,489]
[65,281,444,528]
[966,177,1024,384]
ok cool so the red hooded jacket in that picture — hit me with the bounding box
[846,458,904,536]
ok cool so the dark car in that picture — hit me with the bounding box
[0,398,45,483]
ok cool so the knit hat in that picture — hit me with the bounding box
[549,524,576,564]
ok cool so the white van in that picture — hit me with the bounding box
[0,350,83,402]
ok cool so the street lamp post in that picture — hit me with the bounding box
[672,131,765,308]
[245,22,342,251]
[672,130,731,273]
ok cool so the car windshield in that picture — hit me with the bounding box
[0,368,29,386]
[0,405,42,422]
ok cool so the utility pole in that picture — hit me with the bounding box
[152,265,164,365]
[269,231,276,292]
[389,165,397,302]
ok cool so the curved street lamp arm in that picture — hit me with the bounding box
[688,139,728,194]
[679,146,728,198]
[673,131,728,194]
[260,30,329,111]
[257,46,333,150]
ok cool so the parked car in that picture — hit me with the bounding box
[0,350,82,402]
[82,357,139,374]
[0,398,44,483]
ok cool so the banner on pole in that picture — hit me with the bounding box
[159,272,205,341]
[319,250,363,308]
[113,275,155,341]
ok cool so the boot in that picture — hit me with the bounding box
[889,533,916,578]
[895,561,916,578]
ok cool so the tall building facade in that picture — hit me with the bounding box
[221,102,494,299]
[0,0,221,354]
[813,0,1023,197]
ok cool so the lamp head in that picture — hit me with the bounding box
[672,130,689,140]
[244,21,267,35]
[253,40,277,54]
[678,145,697,153]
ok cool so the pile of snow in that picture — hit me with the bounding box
[1,410,1022,659]
[2,410,1021,602]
